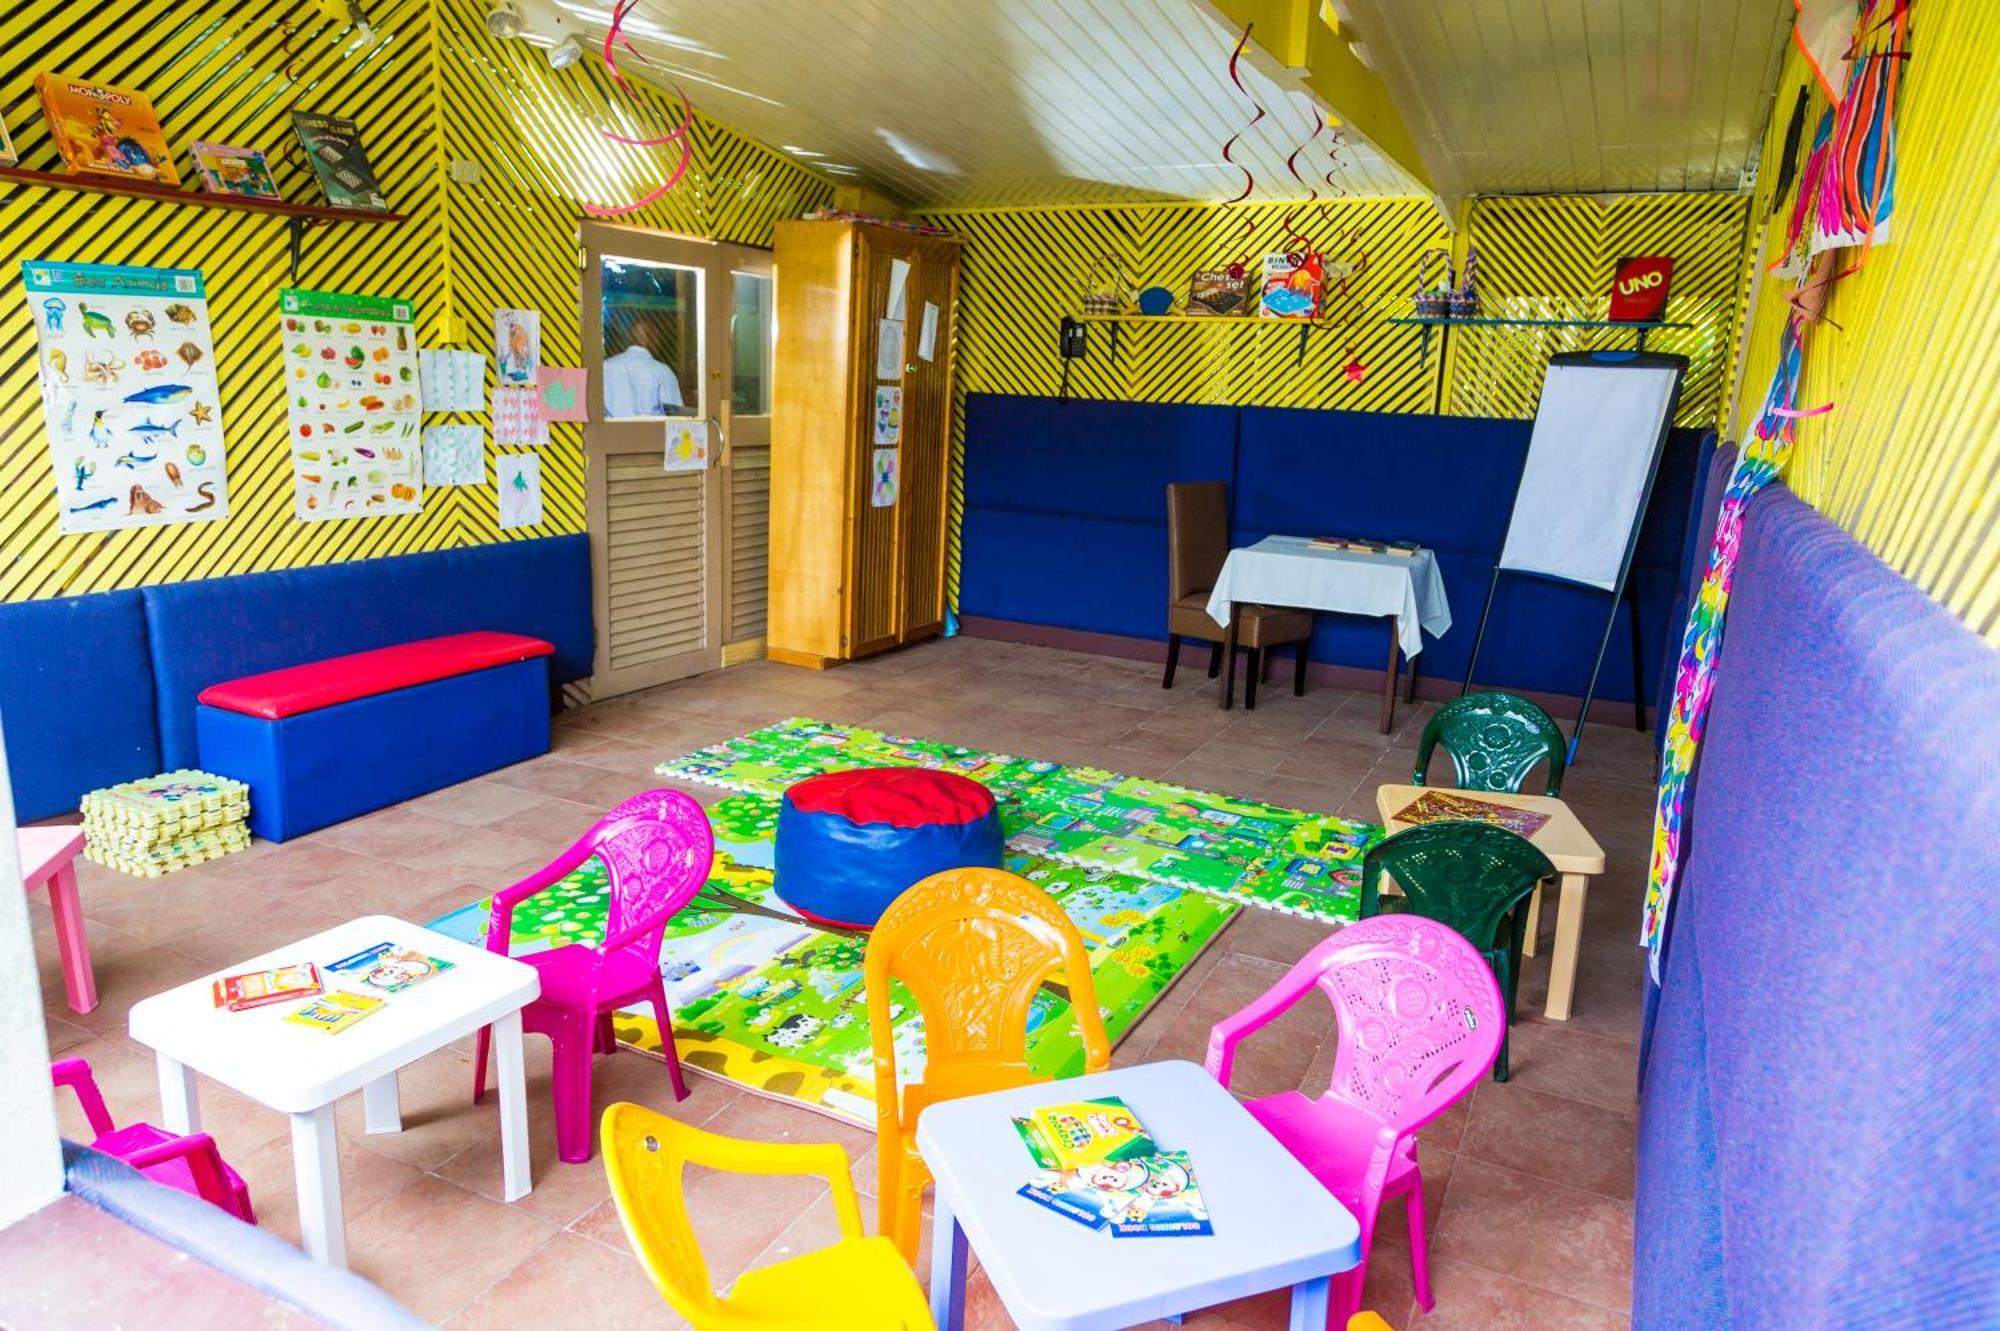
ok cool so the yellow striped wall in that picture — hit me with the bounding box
[0,0,828,603]
[925,191,1750,606]
[1732,2,2000,640]
[1451,193,1750,430]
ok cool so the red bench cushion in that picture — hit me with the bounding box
[197,631,555,720]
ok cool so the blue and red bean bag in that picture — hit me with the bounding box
[774,769,1004,929]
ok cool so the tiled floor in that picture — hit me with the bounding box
[28,636,1656,1328]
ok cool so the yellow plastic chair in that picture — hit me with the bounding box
[864,866,1112,1263]
[600,1102,934,1330]
[1348,1315,1397,1331]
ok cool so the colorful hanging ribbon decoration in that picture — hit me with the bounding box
[581,0,696,218]
[1220,22,1266,259]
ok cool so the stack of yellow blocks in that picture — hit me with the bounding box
[81,770,252,877]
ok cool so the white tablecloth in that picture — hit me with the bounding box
[1205,536,1452,659]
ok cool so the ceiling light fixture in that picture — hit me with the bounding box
[546,33,582,68]
[485,0,523,39]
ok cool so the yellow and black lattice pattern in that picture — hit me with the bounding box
[0,0,827,604]
[1449,193,1750,429]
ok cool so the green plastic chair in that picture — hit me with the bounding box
[1413,690,1567,796]
[1359,821,1555,1081]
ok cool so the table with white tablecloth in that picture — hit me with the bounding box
[1204,536,1452,729]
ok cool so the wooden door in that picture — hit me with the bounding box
[895,239,959,643]
[580,224,732,699]
[845,231,912,659]
[721,252,776,654]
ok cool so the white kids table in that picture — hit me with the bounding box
[128,914,539,1268]
[917,1060,1361,1330]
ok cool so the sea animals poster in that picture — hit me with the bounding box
[279,287,423,520]
[871,386,900,447]
[497,453,542,529]
[536,367,589,422]
[492,384,549,446]
[493,308,540,384]
[423,424,483,487]
[419,349,485,412]
[22,260,229,533]
[664,418,708,472]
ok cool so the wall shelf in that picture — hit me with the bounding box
[1387,314,1694,362]
[0,165,405,281]
[1069,309,1328,371]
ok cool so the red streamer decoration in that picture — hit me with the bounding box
[1280,104,1323,254]
[1220,22,1266,256]
[581,0,696,219]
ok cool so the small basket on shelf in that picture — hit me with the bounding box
[1449,247,1480,320]
[1413,247,1455,320]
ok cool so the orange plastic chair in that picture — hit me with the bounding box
[864,866,1112,1263]
[600,1102,934,1330]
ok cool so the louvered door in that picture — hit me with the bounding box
[582,224,728,698]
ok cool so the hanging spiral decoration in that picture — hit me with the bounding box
[1220,22,1267,265]
[581,0,695,219]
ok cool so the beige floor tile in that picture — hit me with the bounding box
[344,1174,560,1322]
[445,1229,685,1330]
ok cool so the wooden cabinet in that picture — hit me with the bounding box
[767,219,961,668]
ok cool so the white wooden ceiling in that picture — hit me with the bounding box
[550,0,1420,208]
[1341,0,1795,196]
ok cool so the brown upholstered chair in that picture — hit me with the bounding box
[1165,482,1313,707]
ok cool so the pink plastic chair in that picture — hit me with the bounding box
[472,789,714,1163]
[51,1058,255,1223]
[1204,915,1504,1324]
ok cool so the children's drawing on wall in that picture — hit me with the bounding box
[664,418,709,472]
[537,367,589,422]
[423,424,483,487]
[492,384,549,446]
[24,259,230,533]
[279,287,422,520]
[493,308,541,384]
[419,349,485,412]
[871,447,898,507]
[497,453,542,529]
[872,386,901,447]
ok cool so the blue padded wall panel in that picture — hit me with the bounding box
[1233,406,1708,702]
[145,536,591,769]
[963,394,1237,523]
[961,510,1167,641]
[0,590,160,822]
[1634,487,2000,1326]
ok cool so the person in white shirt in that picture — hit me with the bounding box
[602,321,686,418]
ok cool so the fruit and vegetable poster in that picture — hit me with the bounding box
[23,260,228,533]
[279,288,422,520]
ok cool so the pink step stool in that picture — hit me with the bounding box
[18,826,97,1014]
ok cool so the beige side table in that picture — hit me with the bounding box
[1374,784,1606,1021]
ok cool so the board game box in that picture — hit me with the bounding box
[1393,789,1553,837]
[290,110,389,211]
[191,140,282,199]
[35,74,178,184]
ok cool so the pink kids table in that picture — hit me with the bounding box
[18,826,96,1014]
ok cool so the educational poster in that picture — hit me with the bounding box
[23,260,229,533]
[419,349,485,412]
[279,287,422,520]
[536,367,589,422]
[870,447,898,507]
[492,384,548,446]
[493,308,540,384]
[871,386,900,446]
[664,418,708,472]
[497,453,541,528]
[423,424,483,486]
